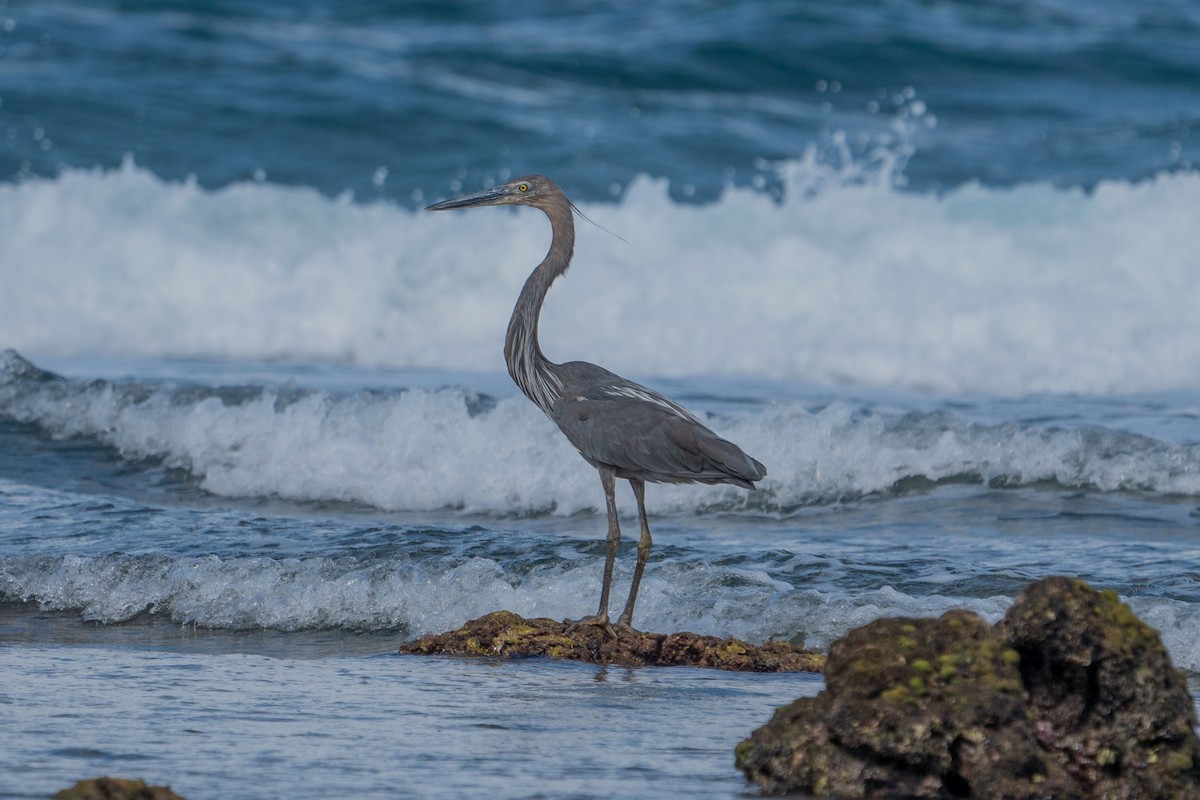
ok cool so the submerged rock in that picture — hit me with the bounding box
[53,777,186,800]
[736,576,1200,798]
[399,610,823,672]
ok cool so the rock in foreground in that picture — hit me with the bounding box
[53,777,185,800]
[400,611,823,672]
[736,577,1200,798]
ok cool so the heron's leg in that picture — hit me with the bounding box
[616,479,652,630]
[595,466,621,620]
[567,467,619,632]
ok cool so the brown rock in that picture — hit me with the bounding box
[53,777,185,800]
[1000,576,1200,798]
[736,577,1200,798]
[736,610,1073,798]
[399,610,823,672]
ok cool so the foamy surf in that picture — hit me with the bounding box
[4,351,1199,515]
[0,549,1010,641]
[4,548,1198,672]
[2,160,1199,395]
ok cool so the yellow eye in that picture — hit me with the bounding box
[518,183,529,192]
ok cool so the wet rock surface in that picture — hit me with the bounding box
[53,777,186,800]
[399,610,824,672]
[736,576,1200,798]
[1000,578,1200,799]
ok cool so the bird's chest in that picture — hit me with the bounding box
[550,394,594,432]
[548,394,614,455]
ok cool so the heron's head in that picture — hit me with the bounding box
[425,175,562,212]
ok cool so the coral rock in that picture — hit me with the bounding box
[999,577,1200,799]
[53,777,185,800]
[737,577,1200,798]
[399,611,823,672]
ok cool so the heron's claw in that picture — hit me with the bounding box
[564,613,616,639]
[613,619,641,636]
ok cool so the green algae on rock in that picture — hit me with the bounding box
[53,777,186,800]
[736,576,1200,798]
[399,611,823,672]
[999,577,1200,798]
[737,610,1073,798]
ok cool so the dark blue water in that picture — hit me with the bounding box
[1,0,1196,203]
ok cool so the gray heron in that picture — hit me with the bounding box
[427,175,766,631]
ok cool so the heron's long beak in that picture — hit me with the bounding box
[425,186,508,211]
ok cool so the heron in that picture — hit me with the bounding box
[426,175,766,631]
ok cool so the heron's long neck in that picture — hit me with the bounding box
[504,196,575,414]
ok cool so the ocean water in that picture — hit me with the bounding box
[2,1,1200,798]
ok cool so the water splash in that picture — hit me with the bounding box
[2,159,1198,394]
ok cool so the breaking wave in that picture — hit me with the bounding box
[4,351,1198,515]
[1,160,1199,394]
[4,548,1199,672]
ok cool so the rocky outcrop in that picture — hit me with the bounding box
[736,577,1200,798]
[400,610,823,672]
[1001,578,1200,798]
[53,777,186,800]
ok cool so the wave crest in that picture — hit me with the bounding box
[4,352,1198,514]
[2,162,1199,393]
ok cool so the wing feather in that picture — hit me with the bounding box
[549,378,766,487]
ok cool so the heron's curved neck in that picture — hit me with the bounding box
[504,195,575,414]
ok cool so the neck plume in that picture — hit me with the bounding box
[504,191,575,414]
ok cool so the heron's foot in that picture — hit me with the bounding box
[613,617,642,635]
[564,613,616,639]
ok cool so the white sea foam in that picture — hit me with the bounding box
[5,551,1199,672]
[1,160,1199,394]
[4,352,1199,514]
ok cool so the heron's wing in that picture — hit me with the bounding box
[549,383,765,486]
[553,362,706,423]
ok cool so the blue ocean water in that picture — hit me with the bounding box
[2,1,1200,798]
[1,0,1196,201]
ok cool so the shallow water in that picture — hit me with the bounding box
[1,640,824,800]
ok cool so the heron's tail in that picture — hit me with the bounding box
[675,423,766,490]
